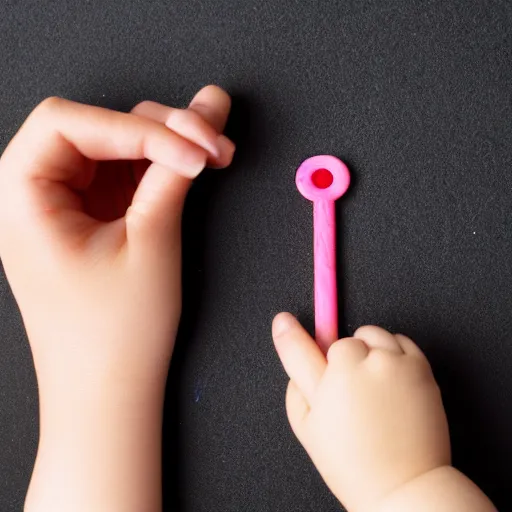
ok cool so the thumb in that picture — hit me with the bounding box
[272,313,327,405]
[126,162,200,251]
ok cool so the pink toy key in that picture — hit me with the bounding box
[296,155,351,353]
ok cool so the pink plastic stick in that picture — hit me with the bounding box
[296,155,350,353]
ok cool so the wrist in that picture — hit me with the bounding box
[31,335,170,434]
[29,332,173,393]
[369,465,496,512]
[37,368,166,436]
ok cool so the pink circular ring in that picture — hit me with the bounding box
[296,155,351,202]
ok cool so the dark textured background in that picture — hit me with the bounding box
[1,0,511,510]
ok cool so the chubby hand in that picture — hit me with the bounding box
[272,314,451,512]
[0,86,235,391]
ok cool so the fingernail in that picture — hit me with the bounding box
[181,149,207,179]
[201,137,221,159]
[273,313,297,337]
[216,134,235,161]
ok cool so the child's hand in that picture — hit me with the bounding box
[273,314,494,511]
[0,86,234,389]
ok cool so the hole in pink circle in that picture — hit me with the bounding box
[311,168,333,189]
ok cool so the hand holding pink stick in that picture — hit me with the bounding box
[296,155,350,353]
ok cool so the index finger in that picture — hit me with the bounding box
[2,97,208,183]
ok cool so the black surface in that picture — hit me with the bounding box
[1,1,512,510]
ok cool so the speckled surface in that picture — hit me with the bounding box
[1,1,511,510]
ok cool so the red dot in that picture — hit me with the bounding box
[311,168,333,189]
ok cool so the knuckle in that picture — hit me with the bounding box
[169,108,202,127]
[327,340,346,361]
[355,325,384,338]
[327,338,361,363]
[131,100,155,114]
[125,205,151,234]
[34,96,63,116]
[28,97,66,128]
[367,350,397,374]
